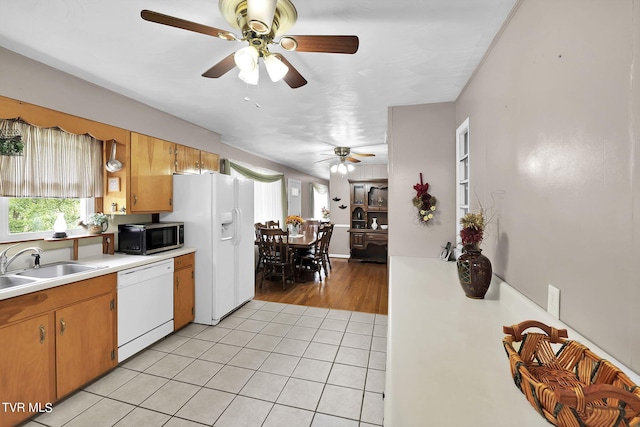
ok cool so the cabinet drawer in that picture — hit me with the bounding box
[366,233,388,243]
[174,253,194,270]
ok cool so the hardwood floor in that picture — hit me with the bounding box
[254,258,388,314]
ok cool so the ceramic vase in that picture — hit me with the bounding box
[456,244,492,299]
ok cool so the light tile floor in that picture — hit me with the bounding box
[27,300,387,427]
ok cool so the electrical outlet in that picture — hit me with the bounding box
[547,284,560,319]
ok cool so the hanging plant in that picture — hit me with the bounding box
[0,130,24,156]
[412,173,437,224]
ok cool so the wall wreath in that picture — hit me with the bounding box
[412,173,437,224]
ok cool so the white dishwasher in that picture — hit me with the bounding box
[117,259,174,362]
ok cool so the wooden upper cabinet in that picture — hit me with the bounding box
[200,151,220,173]
[175,144,220,174]
[175,145,201,175]
[130,132,174,213]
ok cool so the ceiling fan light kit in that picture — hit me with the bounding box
[331,161,355,176]
[140,0,359,89]
[246,0,277,34]
[234,46,259,71]
[264,54,289,82]
[238,67,259,85]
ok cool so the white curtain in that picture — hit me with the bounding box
[311,182,329,220]
[0,119,103,198]
[228,160,284,225]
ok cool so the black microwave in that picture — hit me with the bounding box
[118,222,184,255]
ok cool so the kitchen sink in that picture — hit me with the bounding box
[15,262,100,279]
[0,275,38,289]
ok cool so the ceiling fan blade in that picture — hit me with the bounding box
[280,35,359,54]
[202,53,236,78]
[141,10,237,40]
[351,152,375,157]
[273,54,307,88]
[346,157,361,163]
[314,158,334,164]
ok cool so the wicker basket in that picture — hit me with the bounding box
[503,320,640,427]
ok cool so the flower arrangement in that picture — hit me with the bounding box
[285,215,304,226]
[84,212,109,226]
[459,211,485,247]
[321,207,330,221]
[412,173,437,223]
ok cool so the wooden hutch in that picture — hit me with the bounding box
[348,179,388,263]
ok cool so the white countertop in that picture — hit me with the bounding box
[0,247,196,301]
[384,256,640,427]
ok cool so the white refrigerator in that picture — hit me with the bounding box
[162,173,255,325]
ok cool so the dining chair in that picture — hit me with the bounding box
[265,220,280,229]
[254,222,267,276]
[300,219,320,236]
[258,228,295,290]
[296,225,330,277]
[321,223,334,272]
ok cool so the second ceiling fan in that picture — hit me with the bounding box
[141,0,359,89]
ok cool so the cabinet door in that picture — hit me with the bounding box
[175,145,201,175]
[200,151,220,174]
[130,132,174,212]
[174,266,195,330]
[366,183,388,211]
[55,292,116,398]
[0,314,55,427]
[351,232,366,249]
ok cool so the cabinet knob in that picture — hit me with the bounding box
[133,194,137,205]
[39,324,46,344]
[60,318,66,335]
[176,277,180,289]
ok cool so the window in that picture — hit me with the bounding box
[456,118,470,248]
[0,197,93,241]
[252,180,283,224]
[229,162,284,224]
[311,183,329,220]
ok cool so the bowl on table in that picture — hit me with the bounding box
[380,225,388,230]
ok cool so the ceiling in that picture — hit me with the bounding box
[0,0,516,180]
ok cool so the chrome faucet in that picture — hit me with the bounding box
[0,244,43,274]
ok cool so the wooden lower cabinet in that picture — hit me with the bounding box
[0,274,116,426]
[55,291,115,398]
[0,313,55,427]
[174,253,195,331]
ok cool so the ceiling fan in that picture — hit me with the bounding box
[316,146,376,174]
[140,0,359,89]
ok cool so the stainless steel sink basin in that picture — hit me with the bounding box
[15,262,99,279]
[0,275,38,289]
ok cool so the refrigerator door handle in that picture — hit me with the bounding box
[232,207,241,246]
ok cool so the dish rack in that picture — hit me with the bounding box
[503,320,640,427]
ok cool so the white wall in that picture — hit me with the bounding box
[388,102,456,258]
[386,0,640,373]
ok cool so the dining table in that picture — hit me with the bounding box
[286,232,317,249]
